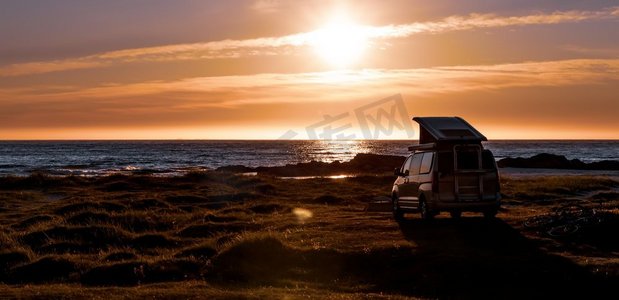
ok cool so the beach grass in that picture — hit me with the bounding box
[0,172,618,298]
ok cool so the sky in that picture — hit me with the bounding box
[1,0,618,140]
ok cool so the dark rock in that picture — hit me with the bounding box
[587,160,619,170]
[216,153,406,176]
[498,153,619,170]
[215,165,254,173]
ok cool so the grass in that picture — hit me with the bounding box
[0,172,617,298]
[501,175,618,202]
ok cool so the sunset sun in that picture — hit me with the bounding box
[310,16,368,68]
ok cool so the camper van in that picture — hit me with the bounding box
[392,117,501,220]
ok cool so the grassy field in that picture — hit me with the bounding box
[0,172,618,299]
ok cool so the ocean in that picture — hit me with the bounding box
[0,140,617,176]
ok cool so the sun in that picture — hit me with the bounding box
[309,16,369,68]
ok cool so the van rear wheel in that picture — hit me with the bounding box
[483,209,498,219]
[450,211,462,219]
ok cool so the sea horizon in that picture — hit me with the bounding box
[1,140,618,176]
[2,138,619,142]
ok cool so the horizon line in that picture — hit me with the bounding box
[1,139,618,142]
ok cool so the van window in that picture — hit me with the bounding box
[409,153,423,175]
[420,152,434,174]
[456,149,480,170]
[482,150,496,170]
[401,156,413,174]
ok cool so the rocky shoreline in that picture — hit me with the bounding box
[216,153,405,176]
[216,153,619,176]
[497,153,619,170]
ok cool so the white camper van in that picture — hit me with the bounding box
[392,117,501,220]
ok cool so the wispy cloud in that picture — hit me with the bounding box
[562,44,619,57]
[1,58,617,135]
[1,7,617,77]
[0,61,105,77]
[3,58,617,107]
[366,7,618,38]
[251,0,283,14]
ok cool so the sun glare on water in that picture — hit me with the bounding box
[310,15,369,68]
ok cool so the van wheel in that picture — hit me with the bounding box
[450,211,462,219]
[419,199,434,220]
[392,196,404,222]
[483,209,498,219]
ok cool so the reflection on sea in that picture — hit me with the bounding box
[296,140,371,163]
[280,174,356,180]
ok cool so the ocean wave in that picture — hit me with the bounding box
[0,140,617,176]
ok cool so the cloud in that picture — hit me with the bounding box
[1,7,618,77]
[366,7,618,38]
[251,0,283,14]
[0,60,106,77]
[1,58,617,139]
[561,45,619,57]
[3,58,617,108]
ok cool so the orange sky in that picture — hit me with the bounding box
[1,0,618,140]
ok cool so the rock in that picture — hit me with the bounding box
[497,153,619,170]
[215,165,254,173]
[215,153,406,176]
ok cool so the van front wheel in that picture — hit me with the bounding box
[392,196,404,222]
[419,199,434,220]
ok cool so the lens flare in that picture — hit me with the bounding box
[293,208,313,223]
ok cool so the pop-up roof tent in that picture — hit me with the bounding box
[410,117,487,150]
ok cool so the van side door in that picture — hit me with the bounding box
[399,153,423,207]
[417,152,435,199]
[395,155,413,195]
